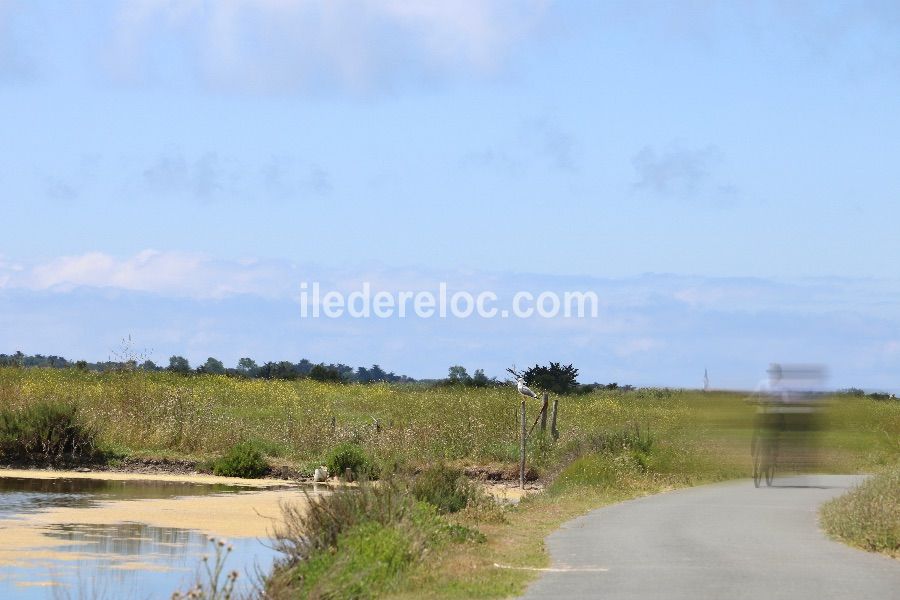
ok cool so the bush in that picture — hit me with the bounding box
[0,401,97,463]
[210,442,269,478]
[411,463,478,514]
[326,442,373,479]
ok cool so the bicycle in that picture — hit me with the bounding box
[751,411,779,487]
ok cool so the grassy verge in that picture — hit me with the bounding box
[820,464,900,558]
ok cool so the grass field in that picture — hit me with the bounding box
[2,367,898,597]
[2,368,896,473]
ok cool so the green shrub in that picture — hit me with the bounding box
[0,401,97,463]
[210,442,269,478]
[326,442,373,479]
[410,463,478,514]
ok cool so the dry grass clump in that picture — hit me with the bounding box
[820,465,900,557]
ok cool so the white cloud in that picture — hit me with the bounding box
[108,0,549,93]
[2,250,294,299]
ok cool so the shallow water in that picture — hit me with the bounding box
[0,477,248,516]
[0,475,300,599]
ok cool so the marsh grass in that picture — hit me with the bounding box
[0,400,98,464]
[1,369,896,480]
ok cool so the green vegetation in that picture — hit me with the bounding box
[268,479,483,599]
[326,442,374,480]
[209,442,269,478]
[1,367,898,597]
[0,400,98,463]
[820,464,900,558]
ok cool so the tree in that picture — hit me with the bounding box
[199,357,225,375]
[470,369,490,388]
[367,364,387,382]
[140,360,158,371]
[309,363,342,383]
[295,359,314,377]
[447,365,471,385]
[167,355,191,375]
[236,357,259,377]
[257,361,298,380]
[521,362,579,395]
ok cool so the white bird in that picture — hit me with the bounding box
[313,466,329,482]
[516,378,538,399]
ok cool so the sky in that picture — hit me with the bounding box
[1,1,899,390]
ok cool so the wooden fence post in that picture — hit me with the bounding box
[540,392,549,433]
[550,397,559,440]
[520,398,526,489]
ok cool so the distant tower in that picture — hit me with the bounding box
[703,368,709,392]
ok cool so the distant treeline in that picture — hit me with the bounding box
[0,351,412,384]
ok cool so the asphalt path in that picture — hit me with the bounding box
[520,475,899,599]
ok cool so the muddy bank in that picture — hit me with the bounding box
[0,467,291,489]
[2,456,305,481]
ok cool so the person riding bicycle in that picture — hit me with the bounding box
[750,364,789,485]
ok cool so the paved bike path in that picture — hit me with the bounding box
[520,475,899,599]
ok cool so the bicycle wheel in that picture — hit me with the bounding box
[753,449,762,487]
[751,428,762,487]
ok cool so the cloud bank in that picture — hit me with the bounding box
[2,251,900,390]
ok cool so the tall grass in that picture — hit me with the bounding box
[0,368,896,478]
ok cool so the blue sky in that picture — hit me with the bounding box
[2,1,899,390]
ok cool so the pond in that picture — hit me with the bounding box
[0,472,316,599]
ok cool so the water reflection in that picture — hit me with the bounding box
[1,522,276,599]
[44,523,200,558]
[0,477,289,599]
[0,477,250,517]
